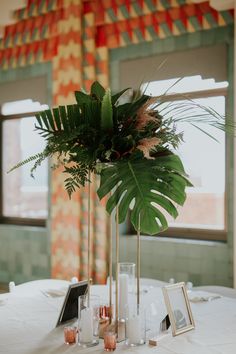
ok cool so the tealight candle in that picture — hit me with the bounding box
[64,326,77,345]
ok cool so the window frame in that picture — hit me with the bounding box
[161,86,227,242]
[0,110,47,227]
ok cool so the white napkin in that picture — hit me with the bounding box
[188,291,222,303]
[41,288,67,297]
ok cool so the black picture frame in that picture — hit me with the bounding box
[56,280,88,327]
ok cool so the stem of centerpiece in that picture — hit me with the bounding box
[115,205,119,332]
[137,214,141,312]
[108,212,112,324]
[87,170,91,306]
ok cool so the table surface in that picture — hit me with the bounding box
[0,281,236,354]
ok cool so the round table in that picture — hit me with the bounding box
[0,282,236,354]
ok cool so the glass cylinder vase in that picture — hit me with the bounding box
[78,294,100,347]
[118,262,135,321]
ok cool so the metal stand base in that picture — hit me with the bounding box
[78,339,99,348]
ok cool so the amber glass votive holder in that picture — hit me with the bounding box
[64,326,77,345]
[104,331,117,352]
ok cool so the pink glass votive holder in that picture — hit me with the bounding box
[104,331,117,352]
[64,326,77,345]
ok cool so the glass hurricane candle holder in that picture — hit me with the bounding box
[64,326,77,345]
[104,330,117,352]
[118,262,135,321]
[78,294,100,347]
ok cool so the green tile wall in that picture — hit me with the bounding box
[116,236,231,287]
[0,225,50,284]
[110,26,234,287]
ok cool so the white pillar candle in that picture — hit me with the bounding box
[80,308,93,343]
[126,315,142,344]
[119,273,129,319]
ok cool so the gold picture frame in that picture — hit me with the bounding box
[162,282,195,336]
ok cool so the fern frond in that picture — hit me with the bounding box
[63,164,90,198]
[7,153,45,174]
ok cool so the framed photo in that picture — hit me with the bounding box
[56,280,88,327]
[162,282,195,336]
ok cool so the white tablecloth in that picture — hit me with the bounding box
[0,284,236,354]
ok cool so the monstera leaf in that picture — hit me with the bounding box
[97,153,192,235]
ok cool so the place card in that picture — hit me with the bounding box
[149,332,170,346]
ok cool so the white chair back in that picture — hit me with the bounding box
[9,281,16,293]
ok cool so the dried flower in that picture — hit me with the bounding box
[136,137,161,159]
[135,97,159,130]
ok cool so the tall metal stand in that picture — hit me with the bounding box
[115,205,119,331]
[108,212,112,323]
[137,214,141,312]
[87,171,91,306]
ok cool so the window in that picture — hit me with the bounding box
[119,43,230,241]
[0,99,48,226]
[141,76,228,241]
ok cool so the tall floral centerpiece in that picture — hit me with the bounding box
[9,81,231,340]
[11,81,195,232]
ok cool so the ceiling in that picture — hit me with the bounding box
[192,0,234,11]
[0,0,234,38]
[0,0,25,37]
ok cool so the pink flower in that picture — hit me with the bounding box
[137,137,161,159]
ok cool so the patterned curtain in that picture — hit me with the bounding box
[51,0,109,283]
